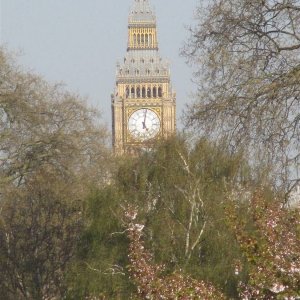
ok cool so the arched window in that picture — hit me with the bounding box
[142,87,146,98]
[147,87,151,98]
[135,69,139,75]
[141,34,144,45]
[145,34,149,46]
[137,34,140,45]
[146,69,150,75]
[158,87,162,97]
[153,86,157,98]
[136,86,141,98]
[133,34,137,46]
[149,34,152,46]
[131,87,135,98]
[126,87,130,98]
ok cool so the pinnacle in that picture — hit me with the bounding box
[129,0,156,23]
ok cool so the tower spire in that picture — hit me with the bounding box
[128,0,158,50]
[129,0,155,23]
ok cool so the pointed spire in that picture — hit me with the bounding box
[129,0,156,24]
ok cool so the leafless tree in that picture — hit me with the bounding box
[0,48,109,190]
[183,0,300,193]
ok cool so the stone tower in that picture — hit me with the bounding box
[111,0,176,154]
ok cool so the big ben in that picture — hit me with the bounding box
[112,0,176,154]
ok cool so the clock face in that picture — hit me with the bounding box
[128,108,161,141]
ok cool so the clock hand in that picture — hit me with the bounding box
[143,109,148,130]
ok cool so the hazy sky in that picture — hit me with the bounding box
[1,0,199,130]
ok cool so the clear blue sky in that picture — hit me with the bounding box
[1,0,199,130]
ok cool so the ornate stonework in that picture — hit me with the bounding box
[112,0,176,154]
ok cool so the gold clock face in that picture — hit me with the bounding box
[128,108,160,141]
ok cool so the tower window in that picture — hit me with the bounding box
[131,59,135,63]
[137,34,140,45]
[131,87,135,98]
[146,69,150,75]
[158,87,162,97]
[133,34,137,46]
[153,87,157,98]
[135,69,139,75]
[150,58,154,63]
[136,87,141,98]
[142,87,146,98]
[147,87,151,98]
[141,58,145,63]
[126,87,130,98]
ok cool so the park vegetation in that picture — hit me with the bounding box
[0,0,300,299]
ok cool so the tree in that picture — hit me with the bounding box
[114,137,253,297]
[0,173,83,300]
[183,0,300,192]
[124,187,300,300]
[0,48,110,299]
[125,206,227,300]
[0,48,109,189]
[226,190,300,299]
[66,187,136,300]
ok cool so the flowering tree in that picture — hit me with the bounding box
[227,191,300,299]
[125,189,300,300]
[125,208,226,299]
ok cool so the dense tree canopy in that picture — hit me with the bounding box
[70,137,258,299]
[0,48,110,299]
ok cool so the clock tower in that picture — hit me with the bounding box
[111,0,176,154]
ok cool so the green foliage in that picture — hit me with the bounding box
[110,137,253,298]
[64,136,256,299]
[0,47,110,299]
[125,207,227,299]
[226,190,300,299]
[66,187,136,299]
[0,172,83,299]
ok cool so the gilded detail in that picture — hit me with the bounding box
[111,0,176,154]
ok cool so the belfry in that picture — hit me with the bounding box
[111,0,176,154]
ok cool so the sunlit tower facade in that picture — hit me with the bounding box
[111,0,176,154]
